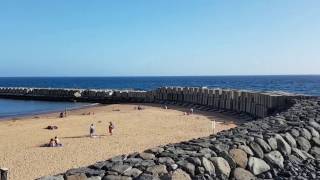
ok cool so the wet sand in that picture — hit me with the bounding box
[0,104,239,180]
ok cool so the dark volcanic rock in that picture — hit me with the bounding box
[250,142,264,158]
[210,157,231,179]
[264,151,284,168]
[296,136,312,152]
[255,138,271,153]
[229,148,248,168]
[232,168,256,180]
[201,157,215,176]
[176,160,195,176]
[248,157,270,175]
[274,134,292,155]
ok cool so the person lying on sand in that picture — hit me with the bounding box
[49,138,56,147]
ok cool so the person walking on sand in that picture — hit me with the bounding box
[90,124,96,137]
[108,122,114,135]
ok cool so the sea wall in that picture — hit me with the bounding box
[37,98,320,180]
[0,87,299,118]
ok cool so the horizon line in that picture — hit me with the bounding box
[0,74,320,78]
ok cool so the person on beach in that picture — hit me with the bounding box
[190,108,194,114]
[108,122,114,135]
[49,138,56,147]
[54,136,62,146]
[90,124,96,137]
[59,112,64,118]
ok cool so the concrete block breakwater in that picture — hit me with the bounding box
[0,87,299,118]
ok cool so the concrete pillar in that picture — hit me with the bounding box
[213,89,221,108]
[197,88,203,104]
[208,89,214,107]
[202,88,209,105]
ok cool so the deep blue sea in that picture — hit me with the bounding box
[0,76,319,118]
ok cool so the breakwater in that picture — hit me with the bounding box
[0,87,299,118]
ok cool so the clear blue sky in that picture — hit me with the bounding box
[0,0,319,76]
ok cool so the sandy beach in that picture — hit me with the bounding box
[0,104,239,180]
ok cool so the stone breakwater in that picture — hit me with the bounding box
[0,87,299,118]
[36,98,320,180]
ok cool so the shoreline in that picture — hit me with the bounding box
[0,102,101,122]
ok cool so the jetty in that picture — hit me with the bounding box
[0,87,301,118]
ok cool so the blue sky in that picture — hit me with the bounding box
[0,0,319,76]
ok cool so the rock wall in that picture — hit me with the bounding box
[37,98,320,180]
[0,87,299,118]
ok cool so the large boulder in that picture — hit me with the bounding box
[201,157,215,176]
[310,146,320,159]
[238,145,254,156]
[284,132,297,148]
[255,138,271,152]
[210,157,231,178]
[292,148,314,160]
[65,174,87,180]
[139,153,156,160]
[274,134,291,155]
[248,157,270,175]
[146,165,168,176]
[186,157,201,166]
[309,121,320,131]
[300,128,312,140]
[296,137,312,152]
[172,169,192,180]
[306,126,319,138]
[249,142,264,158]
[229,149,248,168]
[176,160,195,176]
[264,151,284,168]
[311,137,320,146]
[231,168,256,180]
[37,176,64,180]
[158,157,175,165]
[110,164,132,174]
[266,137,277,150]
[123,168,142,178]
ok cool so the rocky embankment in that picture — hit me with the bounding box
[38,98,320,180]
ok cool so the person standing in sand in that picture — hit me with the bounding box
[108,122,114,135]
[90,124,96,137]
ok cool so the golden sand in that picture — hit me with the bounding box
[0,104,238,180]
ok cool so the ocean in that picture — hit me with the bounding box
[0,75,319,118]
